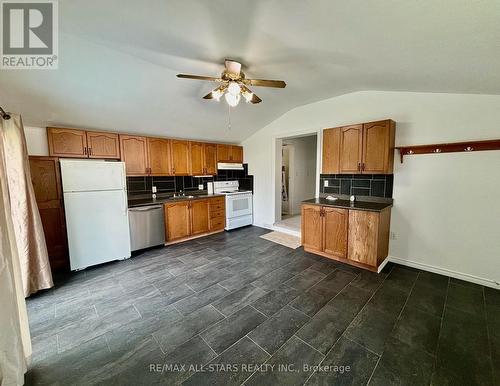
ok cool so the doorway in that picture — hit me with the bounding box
[275,134,317,234]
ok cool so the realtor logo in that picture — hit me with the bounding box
[1,0,58,69]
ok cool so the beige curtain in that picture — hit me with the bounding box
[0,115,32,385]
[1,114,53,296]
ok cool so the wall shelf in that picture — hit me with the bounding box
[395,139,500,163]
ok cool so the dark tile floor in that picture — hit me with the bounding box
[25,226,499,385]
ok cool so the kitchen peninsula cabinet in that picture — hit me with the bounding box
[322,119,395,174]
[301,200,391,271]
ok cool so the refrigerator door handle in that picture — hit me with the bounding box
[122,191,128,215]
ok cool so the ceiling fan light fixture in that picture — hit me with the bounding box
[212,88,223,101]
[225,92,240,107]
[227,81,241,96]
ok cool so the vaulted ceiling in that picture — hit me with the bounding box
[1,0,500,142]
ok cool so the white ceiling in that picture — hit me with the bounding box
[1,0,500,142]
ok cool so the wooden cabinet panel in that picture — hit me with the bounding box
[29,156,68,272]
[171,140,190,175]
[217,144,231,162]
[301,204,323,252]
[322,208,348,258]
[47,127,87,158]
[190,199,209,235]
[148,138,171,176]
[204,143,217,175]
[190,142,204,176]
[339,125,363,174]
[230,145,243,163]
[348,210,379,267]
[362,120,395,174]
[322,128,341,174]
[120,135,149,175]
[165,201,191,241]
[86,131,120,159]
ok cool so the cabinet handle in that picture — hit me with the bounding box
[357,162,361,171]
[84,147,87,155]
[362,163,365,171]
[89,148,92,156]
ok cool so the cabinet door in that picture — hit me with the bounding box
[339,125,363,174]
[362,120,395,174]
[165,201,191,241]
[190,142,204,176]
[323,207,348,258]
[148,138,171,176]
[348,210,379,267]
[29,156,69,271]
[322,128,341,174]
[119,135,149,176]
[216,144,231,162]
[301,205,323,252]
[171,140,190,175]
[86,131,120,159]
[190,199,209,235]
[230,145,243,163]
[47,127,88,158]
[204,143,218,175]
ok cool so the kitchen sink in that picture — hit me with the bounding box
[169,195,195,200]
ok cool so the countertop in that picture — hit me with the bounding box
[128,193,225,208]
[302,197,392,212]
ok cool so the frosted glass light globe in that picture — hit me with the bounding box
[225,92,240,107]
[227,81,241,96]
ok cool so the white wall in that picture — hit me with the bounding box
[283,136,317,215]
[24,126,48,156]
[243,91,500,288]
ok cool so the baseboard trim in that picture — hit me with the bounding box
[389,255,500,289]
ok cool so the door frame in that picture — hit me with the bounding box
[273,129,321,227]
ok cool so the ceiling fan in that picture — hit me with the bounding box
[177,59,286,107]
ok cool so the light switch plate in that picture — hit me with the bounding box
[324,180,329,187]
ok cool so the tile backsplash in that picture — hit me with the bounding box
[127,164,253,196]
[320,174,393,198]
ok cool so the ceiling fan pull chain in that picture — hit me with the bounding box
[228,104,232,130]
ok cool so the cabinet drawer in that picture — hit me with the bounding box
[210,218,225,230]
[210,197,225,205]
[209,200,225,210]
[210,209,225,219]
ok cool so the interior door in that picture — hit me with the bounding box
[362,120,390,174]
[119,135,148,176]
[148,138,171,176]
[47,127,88,158]
[165,201,191,241]
[323,207,348,258]
[171,140,190,175]
[339,125,363,174]
[190,142,204,175]
[204,144,217,175]
[190,199,209,235]
[301,204,322,252]
[86,131,120,159]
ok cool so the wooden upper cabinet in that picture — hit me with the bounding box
[86,131,120,159]
[216,144,230,162]
[230,145,243,163]
[362,120,395,174]
[47,127,87,158]
[301,204,323,252]
[148,138,171,176]
[119,135,148,176]
[164,201,191,241]
[204,143,217,175]
[171,140,190,175]
[189,142,204,176]
[322,208,348,259]
[190,199,209,235]
[339,125,363,174]
[322,128,341,174]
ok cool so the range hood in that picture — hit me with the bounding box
[217,162,244,170]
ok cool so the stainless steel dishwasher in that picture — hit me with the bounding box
[128,205,165,251]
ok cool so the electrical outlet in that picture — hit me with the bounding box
[390,231,397,240]
[198,184,204,190]
[152,186,157,193]
[324,180,329,187]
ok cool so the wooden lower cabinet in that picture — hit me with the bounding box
[301,204,391,271]
[165,196,225,244]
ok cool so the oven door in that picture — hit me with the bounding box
[226,193,253,218]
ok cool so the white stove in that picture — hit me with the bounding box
[211,181,253,230]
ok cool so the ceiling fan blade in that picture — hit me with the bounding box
[202,91,214,99]
[250,94,262,104]
[244,79,286,88]
[177,74,222,82]
[224,59,242,76]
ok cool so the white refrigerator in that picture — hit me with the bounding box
[60,159,131,271]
